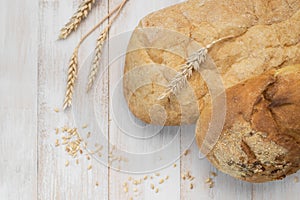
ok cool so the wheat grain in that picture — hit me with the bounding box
[62,2,127,109]
[205,178,212,183]
[87,0,129,91]
[190,183,194,190]
[59,0,96,39]
[210,171,217,177]
[184,149,190,156]
[65,160,70,167]
[158,35,234,100]
[159,179,164,184]
[150,184,155,190]
[63,48,78,110]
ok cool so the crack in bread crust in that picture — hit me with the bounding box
[241,139,257,162]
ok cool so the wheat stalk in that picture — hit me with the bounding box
[158,36,234,100]
[63,1,128,110]
[87,0,129,91]
[59,0,96,39]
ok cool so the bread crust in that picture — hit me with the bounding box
[196,65,300,183]
[124,0,300,125]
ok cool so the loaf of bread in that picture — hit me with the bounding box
[196,65,300,183]
[123,0,300,125]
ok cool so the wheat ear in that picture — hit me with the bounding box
[63,2,126,110]
[87,0,129,91]
[59,0,96,39]
[158,35,234,100]
[63,48,79,110]
[87,27,109,91]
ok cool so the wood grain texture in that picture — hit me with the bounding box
[0,0,38,199]
[37,0,109,199]
[108,1,185,199]
[1,0,300,199]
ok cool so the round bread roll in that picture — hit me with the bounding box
[124,0,300,125]
[196,65,300,183]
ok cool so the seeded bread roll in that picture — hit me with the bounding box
[196,65,300,183]
[124,0,300,125]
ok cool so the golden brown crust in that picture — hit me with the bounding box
[196,65,300,183]
[124,0,300,125]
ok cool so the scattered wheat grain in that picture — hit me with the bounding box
[205,178,212,183]
[210,171,217,177]
[190,183,194,190]
[150,184,155,190]
[55,139,60,147]
[184,149,190,156]
[82,124,88,129]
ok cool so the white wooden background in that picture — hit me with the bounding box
[1,0,299,199]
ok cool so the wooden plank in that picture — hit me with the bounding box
[253,171,300,200]
[0,0,38,199]
[107,0,184,199]
[37,0,109,199]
